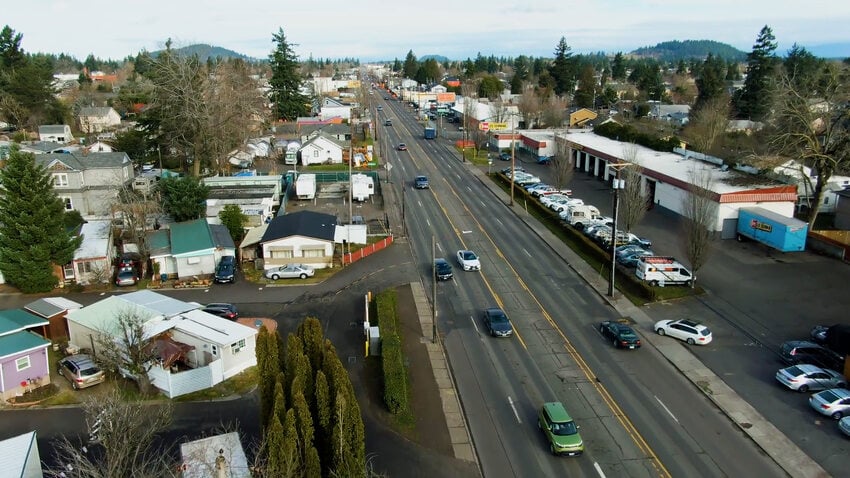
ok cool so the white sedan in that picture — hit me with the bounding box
[654,318,713,345]
[265,264,315,280]
[456,250,481,271]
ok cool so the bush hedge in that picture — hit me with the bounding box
[375,290,410,415]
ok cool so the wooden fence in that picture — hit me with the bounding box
[343,236,394,264]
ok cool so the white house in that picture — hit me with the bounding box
[259,211,337,269]
[65,291,258,398]
[77,106,121,133]
[85,141,114,153]
[67,219,114,285]
[773,159,850,213]
[299,133,344,166]
[318,97,352,121]
[38,125,74,142]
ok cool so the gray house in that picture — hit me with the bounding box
[38,124,74,142]
[35,151,134,218]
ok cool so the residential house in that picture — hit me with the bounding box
[773,159,850,214]
[259,211,337,269]
[0,432,43,478]
[38,124,74,142]
[202,174,282,228]
[299,132,344,166]
[85,140,114,153]
[315,97,352,121]
[24,296,83,341]
[569,108,598,128]
[180,432,250,478]
[62,219,114,285]
[648,104,691,125]
[17,141,80,155]
[77,106,121,133]
[727,119,764,134]
[35,151,134,218]
[238,224,268,263]
[147,219,235,279]
[65,290,258,398]
[0,309,51,401]
[299,123,351,144]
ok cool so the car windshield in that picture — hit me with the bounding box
[489,312,508,323]
[617,328,637,339]
[551,420,578,436]
[80,365,100,376]
[818,389,844,402]
[462,251,477,260]
[700,328,711,336]
[785,365,805,376]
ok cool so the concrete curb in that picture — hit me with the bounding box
[465,164,829,478]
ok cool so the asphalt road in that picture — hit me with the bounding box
[378,94,786,477]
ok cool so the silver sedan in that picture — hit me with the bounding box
[264,264,315,280]
[775,364,847,392]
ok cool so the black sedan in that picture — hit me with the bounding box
[599,321,641,349]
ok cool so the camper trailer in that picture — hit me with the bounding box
[295,174,316,200]
[351,174,374,202]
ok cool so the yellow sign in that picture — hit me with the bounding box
[488,122,509,131]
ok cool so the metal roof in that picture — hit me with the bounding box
[0,330,51,359]
[0,432,40,478]
[0,309,49,336]
[24,297,83,319]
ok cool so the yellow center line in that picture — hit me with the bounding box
[426,172,670,478]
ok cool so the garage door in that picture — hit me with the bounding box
[721,218,738,240]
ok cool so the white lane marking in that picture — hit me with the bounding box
[507,396,522,424]
[654,395,679,423]
[522,248,531,257]
[470,315,480,333]
[462,230,472,234]
[480,200,486,207]
[496,218,503,226]
[593,462,607,477]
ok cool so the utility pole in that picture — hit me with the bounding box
[510,115,517,206]
[432,236,438,343]
[608,164,628,297]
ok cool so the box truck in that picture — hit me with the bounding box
[424,127,436,139]
[736,207,808,252]
[635,256,694,287]
[295,174,316,200]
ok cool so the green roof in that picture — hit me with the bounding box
[170,219,215,256]
[0,331,50,359]
[0,309,49,336]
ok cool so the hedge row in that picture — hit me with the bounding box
[594,122,681,153]
[375,290,410,415]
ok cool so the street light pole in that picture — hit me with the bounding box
[432,236,438,343]
[608,165,627,297]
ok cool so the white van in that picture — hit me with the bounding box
[635,256,694,287]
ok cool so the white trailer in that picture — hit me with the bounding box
[560,204,601,229]
[295,174,316,200]
[351,174,374,202]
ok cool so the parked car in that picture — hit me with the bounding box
[483,307,513,337]
[615,244,653,259]
[599,321,641,349]
[779,340,845,371]
[118,252,142,270]
[57,354,105,390]
[214,255,236,284]
[625,233,653,249]
[537,402,584,456]
[617,250,654,268]
[397,143,408,151]
[809,388,850,419]
[654,318,713,345]
[115,266,139,287]
[456,250,481,271]
[500,166,525,175]
[839,416,850,436]
[265,264,315,280]
[202,303,239,320]
[435,258,453,281]
[499,152,512,161]
[775,364,847,392]
[414,175,429,189]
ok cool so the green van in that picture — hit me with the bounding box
[538,402,584,456]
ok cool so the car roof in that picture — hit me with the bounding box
[542,402,572,422]
[786,364,828,374]
[435,258,449,264]
[675,319,705,329]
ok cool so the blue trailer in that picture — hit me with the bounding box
[736,207,808,252]
[424,126,436,139]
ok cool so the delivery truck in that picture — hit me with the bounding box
[424,127,436,139]
[736,207,808,252]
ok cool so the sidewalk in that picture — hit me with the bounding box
[464,164,828,478]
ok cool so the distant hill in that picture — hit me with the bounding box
[630,40,746,62]
[150,43,257,62]
[804,42,850,59]
[421,54,449,64]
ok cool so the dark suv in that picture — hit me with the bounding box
[780,340,845,371]
[214,256,236,284]
[434,258,453,281]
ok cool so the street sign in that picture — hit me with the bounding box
[479,122,489,132]
[488,122,509,131]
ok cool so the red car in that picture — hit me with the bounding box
[397,143,408,151]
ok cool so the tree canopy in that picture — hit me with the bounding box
[158,176,209,222]
[268,28,310,121]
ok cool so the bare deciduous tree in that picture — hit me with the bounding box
[94,309,159,395]
[48,391,174,478]
[684,95,731,154]
[550,135,574,189]
[111,182,163,277]
[680,167,717,288]
[540,95,568,128]
[619,144,648,232]
[518,89,541,129]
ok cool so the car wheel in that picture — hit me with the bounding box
[650,280,659,287]
[798,384,809,393]
[613,337,619,348]
[832,411,844,420]
[271,274,280,280]
[599,325,605,334]
[686,338,695,345]
[299,273,307,279]
[685,280,693,287]
[657,328,666,336]
[72,381,79,390]
[550,443,557,455]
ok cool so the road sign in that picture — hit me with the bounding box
[488,122,509,131]
[479,122,489,132]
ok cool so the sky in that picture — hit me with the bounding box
[5,0,850,62]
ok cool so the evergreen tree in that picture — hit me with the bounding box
[158,176,209,222]
[257,327,280,430]
[735,25,778,120]
[268,28,309,120]
[478,75,503,99]
[265,413,287,477]
[402,50,418,79]
[549,37,578,97]
[783,44,824,92]
[611,52,626,81]
[694,54,727,111]
[391,58,401,72]
[513,55,530,81]
[0,149,81,293]
[573,65,597,108]
[298,317,325,373]
[218,204,248,242]
[0,25,26,69]
[314,370,331,436]
[510,74,522,94]
[725,59,740,81]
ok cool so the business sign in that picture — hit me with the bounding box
[436,92,456,103]
[750,219,773,233]
[479,122,489,132]
[488,122,509,131]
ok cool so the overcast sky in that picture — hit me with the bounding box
[6,0,850,61]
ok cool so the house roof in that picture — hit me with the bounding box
[38,125,69,134]
[240,224,268,249]
[156,309,257,346]
[209,224,236,250]
[0,432,40,477]
[301,123,349,138]
[147,229,172,257]
[24,297,83,319]
[35,151,130,170]
[302,131,345,150]
[0,309,49,336]
[79,106,116,117]
[74,220,112,260]
[180,432,250,478]
[0,330,51,359]
[261,211,337,243]
[66,290,196,334]
[170,219,215,256]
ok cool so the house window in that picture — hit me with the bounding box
[231,339,246,353]
[187,257,201,264]
[53,173,69,187]
[211,345,218,356]
[59,197,73,210]
[270,249,293,259]
[16,356,31,371]
[303,248,325,258]
[78,261,96,275]
[313,150,319,157]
